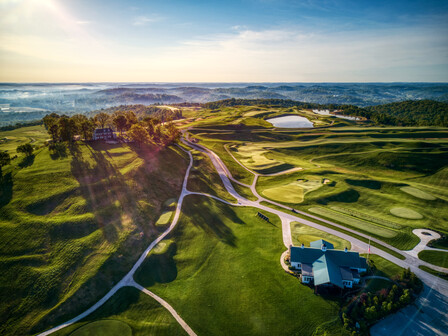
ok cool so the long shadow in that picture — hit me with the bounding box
[134,243,178,287]
[183,197,239,247]
[0,172,13,208]
[49,143,68,160]
[18,154,35,168]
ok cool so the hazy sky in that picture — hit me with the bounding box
[1,0,447,82]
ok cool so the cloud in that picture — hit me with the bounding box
[132,15,162,26]
[76,20,91,25]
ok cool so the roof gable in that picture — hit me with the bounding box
[310,239,334,250]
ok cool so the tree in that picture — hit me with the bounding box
[17,143,34,156]
[0,151,10,175]
[80,118,96,140]
[94,112,110,128]
[128,124,150,147]
[125,111,138,126]
[113,114,128,135]
[58,116,77,142]
[164,122,181,144]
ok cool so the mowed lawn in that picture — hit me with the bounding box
[418,250,448,268]
[135,195,342,336]
[52,287,187,336]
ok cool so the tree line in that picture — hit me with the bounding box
[42,110,181,147]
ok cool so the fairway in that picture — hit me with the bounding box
[290,221,351,250]
[400,186,436,200]
[260,178,324,204]
[309,207,398,238]
[390,207,423,219]
[70,320,131,336]
[262,181,304,203]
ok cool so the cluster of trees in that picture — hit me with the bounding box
[43,113,97,142]
[42,110,181,147]
[342,268,422,335]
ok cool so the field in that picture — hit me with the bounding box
[51,287,187,336]
[290,221,351,249]
[134,195,344,336]
[0,137,189,335]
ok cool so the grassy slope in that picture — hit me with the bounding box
[52,287,187,336]
[135,195,342,336]
[187,150,237,203]
[0,139,188,336]
[418,250,448,268]
[0,125,48,155]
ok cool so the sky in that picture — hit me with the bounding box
[0,0,447,82]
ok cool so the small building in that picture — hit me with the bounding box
[290,239,367,289]
[93,128,116,141]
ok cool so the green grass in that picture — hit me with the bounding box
[69,320,132,336]
[155,211,174,226]
[366,254,404,279]
[231,181,258,201]
[418,265,448,281]
[187,150,237,203]
[51,287,187,336]
[390,207,423,219]
[0,125,48,155]
[0,138,189,336]
[309,207,398,238]
[418,250,448,268]
[134,195,343,336]
[400,186,436,200]
[290,221,351,250]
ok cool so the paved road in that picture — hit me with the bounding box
[406,229,448,258]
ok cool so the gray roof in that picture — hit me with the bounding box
[310,239,334,249]
[291,240,367,288]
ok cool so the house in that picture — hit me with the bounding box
[290,239,367,289]
[93,128,116,141]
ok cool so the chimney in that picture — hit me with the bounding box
[301,243,304,249]
[289,244,292,255]
[321,243,327,252]
[344,247,348,253]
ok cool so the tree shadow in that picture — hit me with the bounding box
[318,188,360,205]
[183,197,239,247]
[18,154,35,168]
[49,143,68,160]
[0,172,13,208]
[69,144,136,243]
[134,243,178,287]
